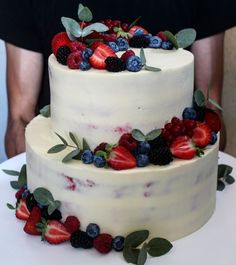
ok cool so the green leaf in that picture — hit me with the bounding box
[123,247,140,264]
[61,17,82,39]
[7,203,15,210]
[48,200,61,215]
[194,89,206,107]
[78,6,93,22]
[144,65,162,72]
[40,105,51,118]
[137,244,148,265]
[225,175,235,185]
[84,38,104,46]
[145,129,161,141]
[33,188,54,206]
[218,164,233,179]
[208,98,223,112]
[164,31,179,49]
[18,164,27,188]
[140,48,146,65]
[2,169,19,176]
[129,16,142,30]
[55,133,68,145]
[48,144,67,154]
[131,129,146,142]
[10,180,21,190]
[83,138,91,151]
[81,23,108,37]
[217,180,225,191]
[176,28,196,48]
[72,150,83,161]
[147,238,173,257]
[78,3,85,17]
[124,230,149,248]
[62,149,80,163]
[69,132,80,149]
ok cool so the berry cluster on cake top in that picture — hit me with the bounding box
[51,3,196,72]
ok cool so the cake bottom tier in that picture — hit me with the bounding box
[26,116,219,241]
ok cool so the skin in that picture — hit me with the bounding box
[4,32,226,157]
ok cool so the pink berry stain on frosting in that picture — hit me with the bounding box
[113,125,132,135]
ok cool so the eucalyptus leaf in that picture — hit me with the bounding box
[48,200,61,215]
[48,144,67,154]
[69,132,80,149]
[176,28,196,48]
[10,180,21,190]
[62,149,80,163]
[147,238,173,257]
[164,31,179,49]
[61,17,82,39]
[129,16,142,30]
[7,203,15,210]
[145,129,161,141]
[208,98,223,111]
[124,230,149,248]
[194,89,206,107]
[81,23,109,37]
[2,169,19,176]
[137,244,147,265]
[225,175,235,185]
[78,3,85,17]
[140,48,146,65]
[218,164,233,179]
[144,65,162,72]
[18,164,27,188]
[55,133,68,145]
[73,150,83,161]
[83,138,91,151]
[123,247,140,264]
[131,129,146,142]
[217,180,225,191]
[33,187,54,206]
[40,105,51,118]
[78,6,93,22]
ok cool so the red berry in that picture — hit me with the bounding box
[121,50,135,62]
[93,233,113,254]
[51,32,71,55]
[161,129,174,143]
[67,52,83,69]
[156,31,168,41]
[129,25,149,37]
[90,41,104,51]
[164,122,173,131]
[121,23,129,32]
[23,207,42,235]
[118,133,138,151]
[94,142,108,154]
[16,198,30,220]
[192,123,212,148]
[102,33,117,42]
[171,117,181,125]
[64,216,80,233]
[183,119,197,130]
[171,125,182,137]
[170,136,196,159]
[204,110,221,133]
[69,41,87,52]
[15,187,26,200]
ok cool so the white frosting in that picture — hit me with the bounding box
[26,116,218,241]
[49,48,194,150]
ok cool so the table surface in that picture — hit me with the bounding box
[0,152,236,265]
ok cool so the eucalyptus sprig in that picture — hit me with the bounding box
[140,48,161,72]
[217,164,235,191]
[40,105,51,118]
[123,230,173,265]
[132,128,161,142]
[61,3,108,41]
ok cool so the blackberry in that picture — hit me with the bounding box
[193,105,206,121]
[148,136,168,149]
[129,35,150,48]
[41,207,62,221]
[70,230,93,249]
[56,45,71,65]
[105,57,126,72]
[149,146,173,165]
[26,193,38,212]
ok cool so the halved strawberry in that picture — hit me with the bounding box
[24,207,42,235]
[107,145,136,170]
[16,198,30,220]
[192,123,212,148]
[128,25,149,37]
[90,41,104,51]
[170,136,196,159]
[39,220,71,244]
[204,110,221,133]
[51,32,71,55]
[89,43,117,69]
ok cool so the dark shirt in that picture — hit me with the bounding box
[0,0,236,109]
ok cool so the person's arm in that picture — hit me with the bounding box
[5,43,43,158]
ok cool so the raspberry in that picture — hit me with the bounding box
[69,41,87,52]
[105,57,126,72]
[129,35,150,48]
[70,230,93,249]
[94,142,108,154]
[171,117,181,125]
[121,50,135,62]
[149,146,173,165]
[64,216,80,233]
[93,233,113,254]
[56,45,71,65]
[67,52,83,69]
[118,133,138,151]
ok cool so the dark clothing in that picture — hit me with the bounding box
[0,0,236,109]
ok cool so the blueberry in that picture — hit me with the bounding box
[149,36,162,48]
[93,155,106,168]
[22,189,30,198]
[108,41,119,52]
[182,107,197,120]
[134,28,146,36]
[86,223,100,238]
[136,154,149,167]
[126,56,143,72]
[145,33,153,41]
[112,236,125,251]
[82,48,93,60]
[210,132,218,145]
[81,150,94,164]
[116,38,129,51]
[137,141,151,155]
[79,61,91,71]
[161,41,173,50]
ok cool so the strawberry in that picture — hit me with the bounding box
[107,145,136,170]
[128,25,149,37]
[90,41,104,51]
[204,110,221,133]
[23,207,42,235]
[89,43,117,69]
[156,31,168,41]
[51,32,71,55]
[170,136,196,159]
[39,220,71,244]
[16,198,30,220]
[192,123,212,148]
